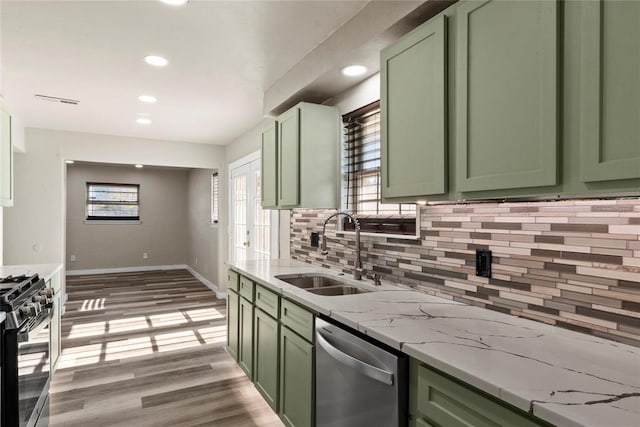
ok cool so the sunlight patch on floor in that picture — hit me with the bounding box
[79,298,106,311]
[68,321,106,339]
[149,311,188,327]
[57,343,103,369]
[108,316,149,334]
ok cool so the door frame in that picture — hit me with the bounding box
[228,150,279,263]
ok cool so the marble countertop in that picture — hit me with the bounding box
[230,258,640,427]
[0,263,63,283]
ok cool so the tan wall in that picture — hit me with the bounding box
[186,168,219,286]
[66,163,189,270]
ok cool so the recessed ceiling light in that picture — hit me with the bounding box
[144,55,168,67]
[138,95,157,103]
[159,0,188,5]
[341,65,367,77]
[65,160,74,164]
[136,118,152,125]
[135,164,144,169]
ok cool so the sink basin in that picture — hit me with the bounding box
[306,285,371,296]
[275,273,373,296]
[275,274,346,289]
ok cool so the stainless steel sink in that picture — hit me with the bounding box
[275,274,346,289]
[275,274,372,296]
[306,285,371,296]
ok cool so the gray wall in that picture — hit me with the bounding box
[187,168,219,286]
[66,163,189,270]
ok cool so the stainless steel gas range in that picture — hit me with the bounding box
[0,274,54,427]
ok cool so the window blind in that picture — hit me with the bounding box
[211,172,219,223]
[343,101,416,235]
[86,183,140,220]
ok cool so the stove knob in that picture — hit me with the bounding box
[20,304,38,317]
[41,288,54,298]
[32,295,44,303]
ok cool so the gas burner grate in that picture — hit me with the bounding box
[0,274,42,306]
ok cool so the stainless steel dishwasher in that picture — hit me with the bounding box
[315,317,407,427]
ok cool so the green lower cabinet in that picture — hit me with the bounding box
[279,326,314,427]
[238,296,254,378]
[254,308,280,411]
[226,290,239,361]
[415,418,436,427]
[411,360,549,427]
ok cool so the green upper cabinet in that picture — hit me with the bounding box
[264,102,340,210]
[381,15,448,200]
[278,107,300,207]
[0,106,14,207]
[261,121,278,208]
[579,0,640,182]
[455,0,558,193]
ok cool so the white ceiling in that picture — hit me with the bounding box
[0,0,368,144]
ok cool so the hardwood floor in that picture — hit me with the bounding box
[49,269,283,427]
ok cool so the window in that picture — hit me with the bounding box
[211,172,219,223]
[343,101,416,235]
[86,183,140,221]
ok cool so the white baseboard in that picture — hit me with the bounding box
[66,264,188,276]
[184,265,225,299]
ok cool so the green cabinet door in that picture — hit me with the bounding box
[262,121,278,208]
[579,0,640,182]
[279,326,314,427]
[0,107,13,207]
[238,296,254,378]
[415,363,547,427]
[456,0,558,192]
[254,308,280,411]
[278,107,300,207]
[226,290,239,361]
[381,15,447,199]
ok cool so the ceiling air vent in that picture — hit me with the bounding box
[34,94,80,105]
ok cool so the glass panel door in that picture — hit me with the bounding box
[230,155,278,262]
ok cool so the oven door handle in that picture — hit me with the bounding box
[316,328,394,386]
[17,308,53,343]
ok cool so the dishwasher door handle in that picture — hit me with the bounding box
[317,329,394,386]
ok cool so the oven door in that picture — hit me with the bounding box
[14,308,52,427]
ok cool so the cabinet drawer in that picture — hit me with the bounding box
[416,364,546,427]
[239,276,255,302]
[280,299,314,342]
[255,284,279,319]
[415,418,435,427]
[228,269,239,292]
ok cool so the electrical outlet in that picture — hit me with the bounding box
[475,249,492,278]
[70,254,76,262]
[310,232,320,248]
[195,257,198,265]
[143,251,149,260]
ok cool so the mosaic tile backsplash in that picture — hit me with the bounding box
[290,199,640,347]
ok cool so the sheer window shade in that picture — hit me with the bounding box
[343,101,416,235]
[211,172,219,223]
[86,183,140,220]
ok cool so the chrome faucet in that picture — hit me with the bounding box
[320,211,363,280]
